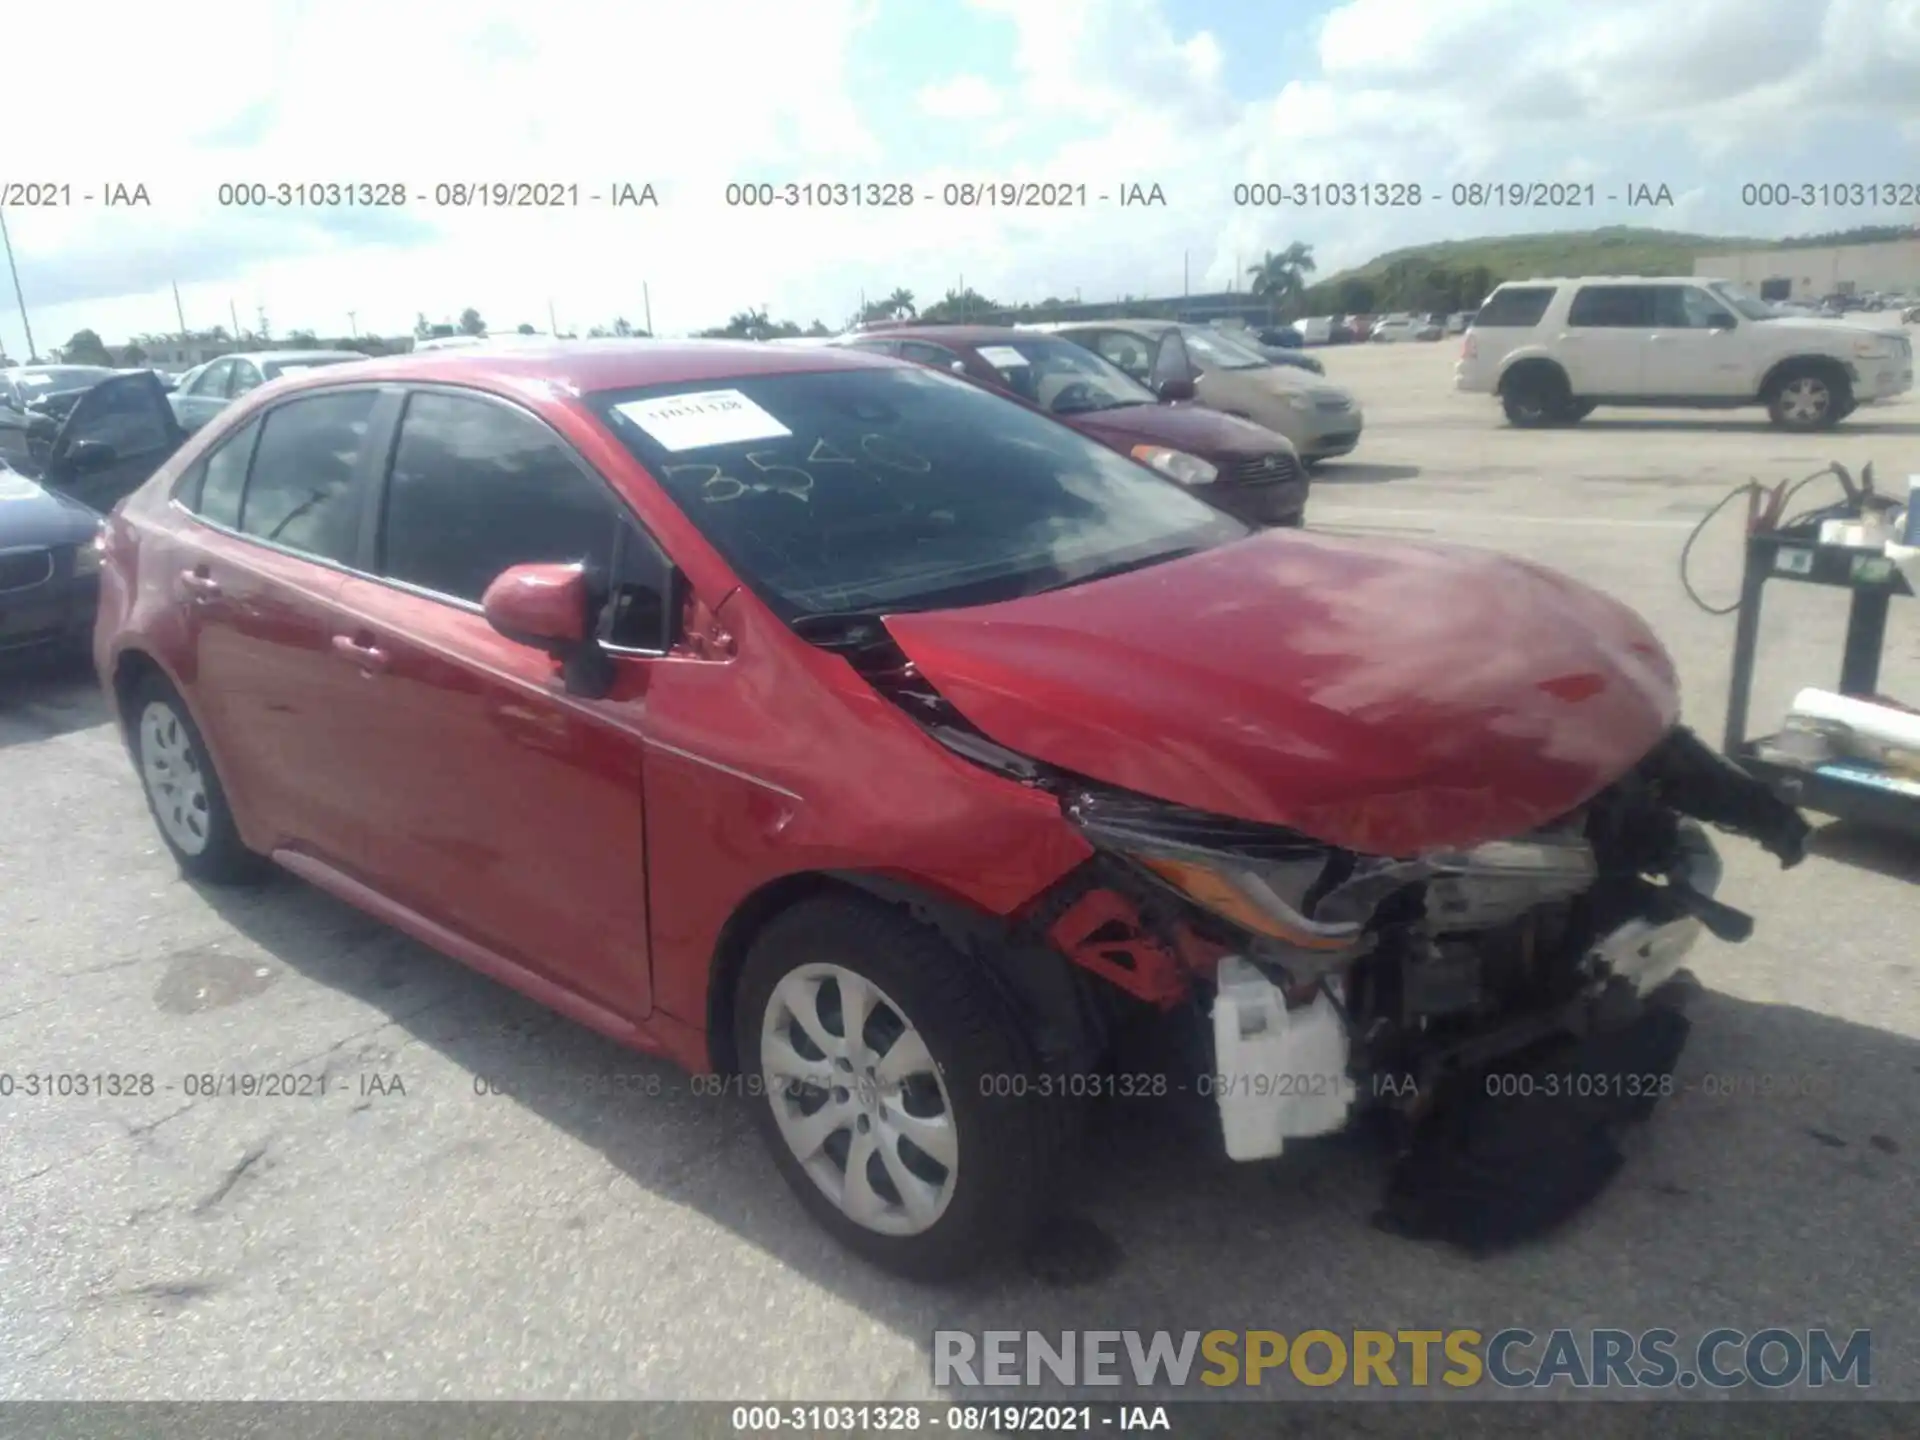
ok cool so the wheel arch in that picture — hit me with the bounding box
[704,869,1098,1078]
[1496,354,1571,395]
[1759,352,1851,398]
[109,645,261,845]
[109,646,182,746]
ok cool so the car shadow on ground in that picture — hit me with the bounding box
[1575,418,1920,437]
[1308,462,1422,485]
[1807,819,1920,883]
[191,872,1920,1412]
[0,651,111,750]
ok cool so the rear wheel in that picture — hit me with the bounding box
[735,895,1065,1280]
[1766,363,1851,431]
[1499,366,1573,427]
[130,676,269,885]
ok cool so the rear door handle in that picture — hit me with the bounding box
[180,567,221,601]
[331,632,390,673]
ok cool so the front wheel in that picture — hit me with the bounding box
[735,895,1067,1280]
[1767,366,1851,431]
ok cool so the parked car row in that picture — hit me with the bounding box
[1289,312,1470,345]
[72,338,1807,1281]
[835,326,1311,526]
[1020,320,1364,465]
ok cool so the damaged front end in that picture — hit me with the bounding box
[1051,726,1808,1246]
[823,611,1810,1248]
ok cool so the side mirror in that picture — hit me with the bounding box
[483,562,592,650]
[949,360,968,375]
[65,439,119,472]
[1155,375,1197,403]
[482,562,616,698]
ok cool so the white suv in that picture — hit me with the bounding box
[1455,276,1914,431]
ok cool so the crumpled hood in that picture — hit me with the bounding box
[1069,402,1299,458]
[882,528,1680,857]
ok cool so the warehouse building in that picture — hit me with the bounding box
[1694,237,1920,301]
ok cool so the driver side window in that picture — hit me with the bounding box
[191,360,233,397]
[1086,331,1152,381]
[229,362,264,397]
[1660,287,1737,330]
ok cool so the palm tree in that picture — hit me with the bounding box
[1248,244,1317,325]
[885,287,916,320]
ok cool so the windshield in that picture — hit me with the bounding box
[15,367,114,399]
[1707,282,1781,322]
[1177,326,1270,371]
[966,336,1157,415]
[589,365,1247,621]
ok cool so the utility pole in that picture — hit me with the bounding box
[548,299,559,337]
[229,298,242,342]
[1,207,37,361]
[347,310,358,337]
[1184,251,1190,298]
[173,282,188,337]
[642,283,652,335]
[256,305,269,342]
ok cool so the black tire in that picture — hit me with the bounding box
[1766,363,1851,431]
[1499,366,1572,427]
[1561,399,1596,422]
[128,674,271,886]
[734,894,1067,1281]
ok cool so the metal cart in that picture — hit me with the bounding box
[1723,528,1920,837]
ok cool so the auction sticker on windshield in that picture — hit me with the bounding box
[976,345,1031,368]
[614,389,792,451]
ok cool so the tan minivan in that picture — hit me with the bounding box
[1034,319,1364,466]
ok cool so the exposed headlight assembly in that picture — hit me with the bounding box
[1069,791,1598,958]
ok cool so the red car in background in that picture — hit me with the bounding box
[839,324,1308,527]
[93,342,1807,1278]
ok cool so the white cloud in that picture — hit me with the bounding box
[917,75,1004,119]
[1,0,1914,358]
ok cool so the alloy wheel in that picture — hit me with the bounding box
[1778,376,1830,424]
[138,700,212,856]
[760,962,959,1236]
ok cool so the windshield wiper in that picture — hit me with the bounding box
[1027,546,1204,596]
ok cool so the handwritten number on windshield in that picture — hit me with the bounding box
[858,434,931,473]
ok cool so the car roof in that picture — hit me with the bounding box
[248,338,900,403]
[1045,318,1179,333]
[841,324,1074,347]
[231,350,368,363]
[1496,276,1723,287]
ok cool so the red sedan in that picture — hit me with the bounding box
[92,343,1807,1277]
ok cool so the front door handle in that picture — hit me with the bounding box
[331,632,390,673]
[180,567,221,601]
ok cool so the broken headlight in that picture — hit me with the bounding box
[1068,791,1599,950]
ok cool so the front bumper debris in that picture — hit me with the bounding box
[1210,957,1354,1160]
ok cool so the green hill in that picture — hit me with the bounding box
[1298,223,1915,315]
[1327,226,1763,285]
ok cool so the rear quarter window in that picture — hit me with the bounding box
[1473,287,1557,328]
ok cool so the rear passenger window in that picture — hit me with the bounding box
[191,417,261,528]
[238,391,377,562]
[380,392,615,604]
[1567,286,1655,327]
[1473,287,1556,328]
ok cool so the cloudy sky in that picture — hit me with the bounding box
[3,0,1916,355]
